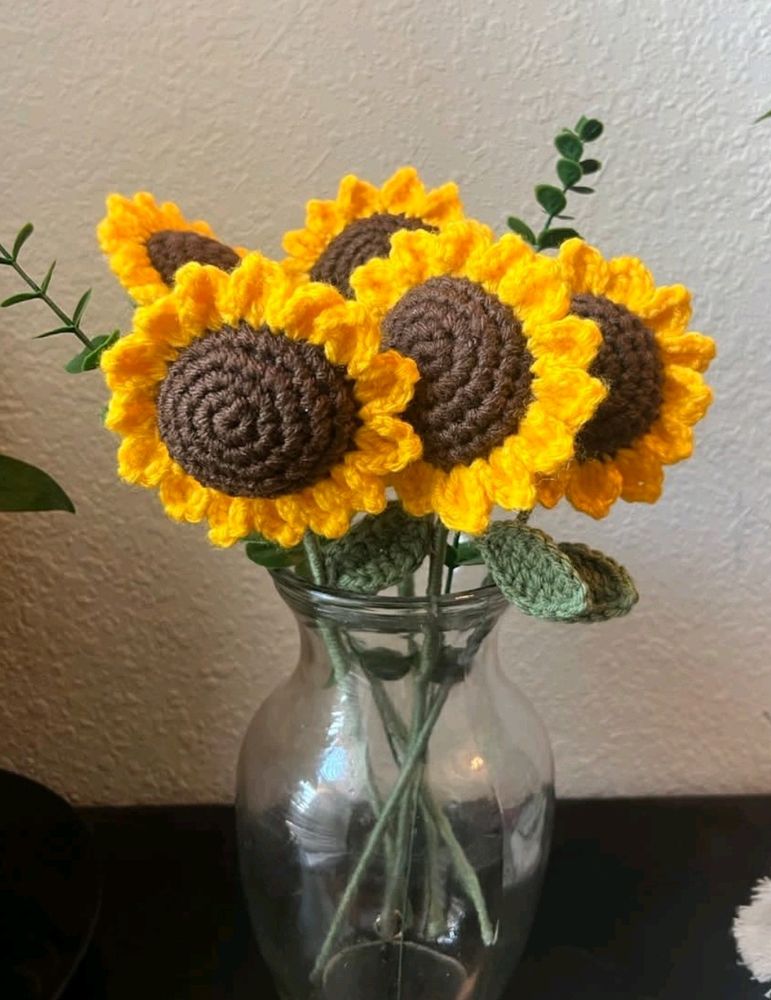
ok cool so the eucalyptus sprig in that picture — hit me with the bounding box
[0,223,119,373]
[508,114,604,252]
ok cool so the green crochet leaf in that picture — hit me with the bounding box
[323,503,432,594]
[558,543,639,621]
[477,521,589,621]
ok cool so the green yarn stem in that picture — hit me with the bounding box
[368,674,494,945]
[311,676,453,984]
[380,520,447,937]
[301,532,393,863]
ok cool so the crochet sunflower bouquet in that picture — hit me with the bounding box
[2,120,715,999]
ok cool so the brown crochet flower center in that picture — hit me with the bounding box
[146,230,240,286]
[156,323,359,499]
[310,212,437,297]
[572,294,664,460]
[382,276,534,471]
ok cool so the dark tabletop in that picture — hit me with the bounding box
[54,797,771,999]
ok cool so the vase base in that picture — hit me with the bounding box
[322,940,468,1000]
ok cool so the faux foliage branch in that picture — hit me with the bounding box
[508,114,604,251]
[0,223,118,373]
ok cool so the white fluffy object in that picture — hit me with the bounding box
[734,877,771,984]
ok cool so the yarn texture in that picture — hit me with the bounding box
[310,212,436,297]
[156,322,360,499]
[97,192,247,305]
[282,166,464,283]
[101,253,422,547]
[352,221,608,534]
[537,239,715,518]
[322,503,432,594]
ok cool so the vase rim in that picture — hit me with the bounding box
[270,568,508,626]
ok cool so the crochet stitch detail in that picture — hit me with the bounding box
[146,230,240,285]
[156,322,359,499]
[383,276,534,470]
[310,213,436,297]
[572,293,664,459]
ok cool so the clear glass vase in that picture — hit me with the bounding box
[236,570,554,1000]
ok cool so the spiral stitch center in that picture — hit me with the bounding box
[309,213,437,297]
[156,323,359,498]
[382,276,534,471]
[146,230,240,285]
[572,294,664,459]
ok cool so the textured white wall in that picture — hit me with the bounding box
[1,0,770,805]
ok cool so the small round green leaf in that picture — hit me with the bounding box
[580,158,602,175]
[537,228,581,250]
[65,331,120,374]
[535,184,567,216]
[556,158,582,188]
[477,522,589,621]
[558,543,638,621]
[577,118,604,142]
[554,132,584,161]
[506,217,537,244]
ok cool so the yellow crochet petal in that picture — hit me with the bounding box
[638,284,692,335]
[487,440,538,511]
[272,281,347,343]
[657,331,716,373]
[355,350,420,417]
[380,166,427,215]
[420,181,465,225]
[158,465,211,522]
[536,467,570,509]
[497,253,569,325]
[517,409,577,471]
[335,174,382,220]
[353,417,422,473]
[311,302,380,372]
[531,363,608,432]
[615,445,665,503]
[172,264,227,338]
[221,253,284,327]
[557,239,609,296]
[117,435,171,487]
[604,256,656,312]
[465,233,533,289]
[432,463,493,535]
[645,417,694,463]
[392,462,438,518]
[527,315,602,369]
[661,365,714,424]
[564,459,624,519]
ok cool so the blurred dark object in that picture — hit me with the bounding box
[0,770,100,999]
[57,796,771,999]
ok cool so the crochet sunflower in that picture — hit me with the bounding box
[282,167,465,297]
[536,240,715,518]
[97,192,246,305]
[101,254,422,547]
[351,221,609,535]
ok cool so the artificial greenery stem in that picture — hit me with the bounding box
[0,244,94,350]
